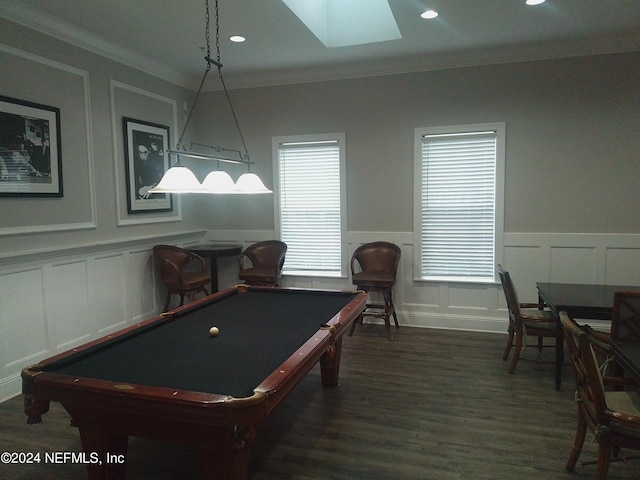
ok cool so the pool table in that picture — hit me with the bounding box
[22,285,367,480]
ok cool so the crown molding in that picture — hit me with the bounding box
[220,33,640,90]
[2,2,639,92]
[0,2,192,89]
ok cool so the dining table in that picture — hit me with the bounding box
[536,282,640,389]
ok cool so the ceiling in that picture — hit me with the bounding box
[2,0,640,91]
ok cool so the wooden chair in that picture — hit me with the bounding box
[497,265,557,373]
[238,240,287,286]
[560,311,640,479]
[153,245,210,312]
[611,290,640,341]
[349,241,401,340]
[608,290,640,378]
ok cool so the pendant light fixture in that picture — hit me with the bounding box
[149,0,271,195]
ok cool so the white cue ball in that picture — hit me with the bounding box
[209,326,219,337]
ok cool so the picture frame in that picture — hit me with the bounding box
[123,117,172,214]
[0,95,63,197]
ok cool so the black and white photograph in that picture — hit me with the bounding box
[123,117,172,213]
[0,95,62,197]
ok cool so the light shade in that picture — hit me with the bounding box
[201,170,236,194]
[234,172,273,194]
[148,166,205,193]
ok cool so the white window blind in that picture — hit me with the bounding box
[276,137,344,275]
[419,130,497,280]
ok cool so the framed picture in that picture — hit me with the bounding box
[123,117,172,213]
[0,95,63,196]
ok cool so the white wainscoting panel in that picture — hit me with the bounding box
[126,248,156,323]
[605,248,640,285]
[209,230,640,335]
[1,269,48,369]
[550,247,597,284]
[0,232,206,401]
[94,253,127,334]
[48,259,92,351]
[504,233,640,303]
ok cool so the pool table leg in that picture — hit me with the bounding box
[320,337,343,387]
[76,424,128,480]
[200,426,256,480]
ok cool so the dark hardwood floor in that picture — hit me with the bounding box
[2,325,638,479]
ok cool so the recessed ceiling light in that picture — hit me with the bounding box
[525,0,546,5]
[229,35,246,43]
[421,9,439,19]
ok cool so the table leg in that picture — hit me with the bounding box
[555,318,564,390]
[210,258,219,293]
[200,426,256,480]
[320,337,343,387]
[540,290,564,390]
[77,424,128,480]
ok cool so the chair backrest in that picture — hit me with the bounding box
[611,291,640,341]
[351,242,401,278]
[240,240,287,271]
[496,265,522,320]
[560,311,608,423]
[153,245,199,285]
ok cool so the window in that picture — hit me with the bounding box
[414,123,505,282]
[273,133,347,277]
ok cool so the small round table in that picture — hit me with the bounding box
[188,243,243,292]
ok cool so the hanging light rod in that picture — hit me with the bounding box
[149,0,271,195]
[171,141,253,165]
[166,148,253,166]
[189,141,245,158]
[204,56,223,69]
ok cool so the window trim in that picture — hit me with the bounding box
[272,132,348,278]
[413,122,505,283]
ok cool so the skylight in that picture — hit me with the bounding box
[281,0,401,48]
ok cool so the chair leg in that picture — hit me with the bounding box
[388,290,400,329]
[348,313,363,336]
[349,288,397,340]
[595,437,612,480]
[383,290,395,341]
[565,412,587,471]
[502,325,515,361]
[508,333,523,373]
[383,312,393,341]
[187,287,209,305]
[163,292,172,312]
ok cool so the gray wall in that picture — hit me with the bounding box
[2,17,639,253]
[192,52,640,234]
[0,18,206,254]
